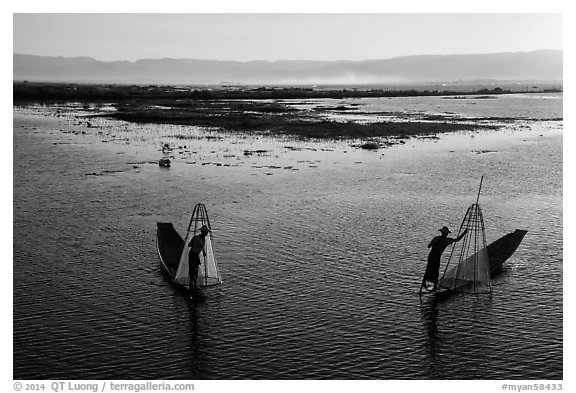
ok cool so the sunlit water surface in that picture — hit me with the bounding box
[13,93,562,379]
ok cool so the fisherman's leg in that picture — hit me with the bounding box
[189,268,196,290]
[188,253,194,292]
[191,267,197,289]
[191,255,200,289]
[430,256,441,290]
[422,255,435,288]
[423,254,440,290]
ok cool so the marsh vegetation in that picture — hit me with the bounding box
[14,82,555,140]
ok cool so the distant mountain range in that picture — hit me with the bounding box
[13,50,562,85]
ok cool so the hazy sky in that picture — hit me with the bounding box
[13,13,563,62]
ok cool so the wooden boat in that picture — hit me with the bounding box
[156,204,222,296]
[422,229,527,296]
[422,178,528,297]
[487,229,527,275]
[156,222,184,280]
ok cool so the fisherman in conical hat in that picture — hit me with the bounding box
[188,225,211,293]
[422,226,468,291]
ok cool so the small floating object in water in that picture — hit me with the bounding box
[359,142,380,150]
[159,158,171,167]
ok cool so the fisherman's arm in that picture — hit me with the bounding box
[455,229,468,242]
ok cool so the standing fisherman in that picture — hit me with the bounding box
[422,226,467,291]
[188,225,210,294]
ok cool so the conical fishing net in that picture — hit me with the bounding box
[175,203,223,288]
[438,203,492,294]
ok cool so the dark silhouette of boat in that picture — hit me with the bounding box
[156,204,222,301]
[156,222,184,280]
[421,229,527,297]
[487,229,527,275]
[157,222,205,300]
[421,177,528,297]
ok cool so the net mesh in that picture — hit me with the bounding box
[197,235,222,286]
[174,203,223,288]
[438,203,492,294]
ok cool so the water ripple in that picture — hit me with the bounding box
[13,108,562,380]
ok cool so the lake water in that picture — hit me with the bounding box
[13,93,563,380]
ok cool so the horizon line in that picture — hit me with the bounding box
[13,48,563,64]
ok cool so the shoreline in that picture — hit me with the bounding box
[13,81,563,102]
[13,83,562,142]
[12,104,563,177]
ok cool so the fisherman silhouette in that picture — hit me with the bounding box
[422,226,467,291]
[188,225,210,293]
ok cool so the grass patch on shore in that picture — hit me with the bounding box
[15,82,535,140]
[105,100,498,140]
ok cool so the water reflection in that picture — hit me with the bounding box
[420,292,497,379]
[420,294,442,378]
[186,301,202,377]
